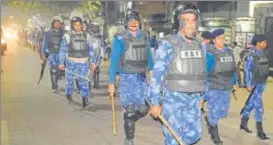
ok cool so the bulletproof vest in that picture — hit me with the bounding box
[207,47,236,90]
[47,29,63,53]
[163,35,207,93]
[67,32,89,58]
[251,51,269,84]
[119,31,149,73]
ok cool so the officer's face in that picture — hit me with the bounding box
[181,13,197,37]
[73,22,82,32]
[213,35,225,48]
[257,40,267,49]
[53,21,61,29]
[128,19,140,31]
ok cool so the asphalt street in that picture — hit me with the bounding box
[1,40,273,145]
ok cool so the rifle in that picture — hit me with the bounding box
[37,58,47,84]
[240,86,257,115]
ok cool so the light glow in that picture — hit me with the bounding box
[3,28,18,40]
[249,1,273,17]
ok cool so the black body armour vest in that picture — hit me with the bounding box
[67,32,89,58]
[207,47,236,90]
[118,31,149,74]
[47,29,63,53]
[163,35,207,93]
[250,51,269,84]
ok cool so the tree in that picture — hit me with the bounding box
[76,1,101,20]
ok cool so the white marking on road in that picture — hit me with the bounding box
[1,121,10,145]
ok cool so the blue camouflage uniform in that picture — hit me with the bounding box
[206,46,237,126]
[240,34,269,140]
[205,29,237,145]
[42,28,64,91]
[149,32,207,145]
[109,29,154,143]
[59,31,96,99]
[109,29,153,107]
[242,48,266,121]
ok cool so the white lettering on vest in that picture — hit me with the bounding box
[220,56,233,63]
[180,50,202,59]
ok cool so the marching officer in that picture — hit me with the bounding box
[42,16,64,93]
[204,29,237,145]
[240,34,269,140]
[149,4,206,145]
[108,10,154,145]
[59,16,96,108]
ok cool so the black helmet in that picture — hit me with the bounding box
[70,16,83,30]
[172,4,200,30]
[124,10,142,29]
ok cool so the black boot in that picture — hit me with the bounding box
[50,68,58,93]
[93,71,97,89]
[124,118,135,145]
[82,97,89,108]
[124,106,136,145]
[95,67,100,89]
[256,122,269,140]
[240,116,252,133]
[210,125,223,145]
[67,95,73,103]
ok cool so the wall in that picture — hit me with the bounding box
[200,1,250,18]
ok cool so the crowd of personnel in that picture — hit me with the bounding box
[20,4,271,145]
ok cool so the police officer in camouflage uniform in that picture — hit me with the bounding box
[74,20,91,93]
[90,24,105,89]
[59,16,97,108]
[108,10,154,145]
[240,34,269,140]
[204,29,237,145]
[149,4,206,145]
[42,16,64,93]
[200,31,212,115]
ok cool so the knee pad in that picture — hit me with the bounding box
[138,104,149,116]
[124,105,136,120]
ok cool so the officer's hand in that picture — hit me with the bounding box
[149,105,161,118]
[247,86,252,92]
[233,85,237,91]
[59,64,65,70]
[108,84,115,98]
